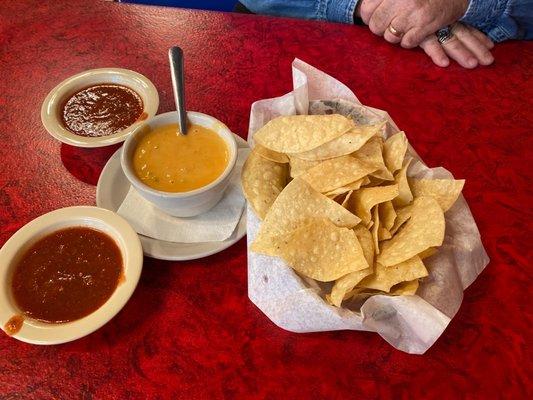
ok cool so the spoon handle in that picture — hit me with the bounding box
[168,46,188,135]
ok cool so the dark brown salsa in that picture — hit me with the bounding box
[62,84,144,137]
[11,227,123,323]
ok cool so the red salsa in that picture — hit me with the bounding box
[4,315,24,336]
[62,84,144,137]
[11,227,123,323]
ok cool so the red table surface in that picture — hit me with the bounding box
[1,1,532,399]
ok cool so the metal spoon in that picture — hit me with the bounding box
[168,46,188,135]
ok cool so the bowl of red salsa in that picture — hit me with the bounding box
[0,206,143,344]
[41,68,159,148]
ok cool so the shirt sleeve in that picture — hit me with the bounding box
[325,0,361,24]
[460,0,533,42]
[239,0,361,24]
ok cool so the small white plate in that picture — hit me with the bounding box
[41,68,159,148]
[96,134,248,261]
[0,206,143,345]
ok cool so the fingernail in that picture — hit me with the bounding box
[484,55,494,65]
[466,58,478,68]
[439,58,450,67]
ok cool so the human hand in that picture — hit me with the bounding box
[356,0,469,48]
[419,23,494,68]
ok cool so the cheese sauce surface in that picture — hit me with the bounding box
[133,123,229,192]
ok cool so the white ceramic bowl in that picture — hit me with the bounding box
[41,68,159,148]
[121,111,238,217]
[0,206,143,345]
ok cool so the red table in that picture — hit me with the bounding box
[1,1,532,398]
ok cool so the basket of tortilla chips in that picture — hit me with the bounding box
[243,59,489,354]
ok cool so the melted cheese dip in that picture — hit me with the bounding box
[133,123,229,192]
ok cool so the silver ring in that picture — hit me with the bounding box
[436,26,454,44]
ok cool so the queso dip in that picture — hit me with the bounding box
[133,123,229,192]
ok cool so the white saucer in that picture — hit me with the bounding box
[96,134,248,261]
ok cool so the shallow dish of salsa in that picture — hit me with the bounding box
[41,68,159,148]
[0,206,143,344]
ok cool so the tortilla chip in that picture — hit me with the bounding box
[252,178,360,248]
[241,149,288,219]
[363,176,386,187]
[288,156,321,179]
[288,124,382,161]
[370,206,380,255]
[392,158,413,207]
[255,219,368,282]
[418,247,438,259]
[377,196,445,266]
[328,267,372,307]
[341,190,354,208]
[383,131,408,173]
[389,279,419,295]
[346,184,399,225]
[358,256,428,292]
[353,137,394,181]
[254,143,289,163]
[353,225,375,267]
[378,227,392,241]
[301,155,378,193]
[378,200,396,231]
[389,204,412,235]
[323,177,368,198]
[409,178,465,212]
[253,114,354,153]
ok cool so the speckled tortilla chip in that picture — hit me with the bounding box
[377,196,445,267]
[409,178,465,212]
[345,184,399,225]
[328,267,372,307]
[353,225,375,267]
[378,200,396,231]
[378,227,392,241]
[241,149,288,220]
[353,137,394,181]
[341,190,354,208]
[358,256,428,292]
[324,177,368,198]
[301,155,378,193]
[389,279,419,295]
[383,131,408,173]
[288,155,321,178]
[252,178,360,249]
[254,143,289,163]
[389,204,412,235]
[392,158,413,207]
[254,219,368,282]
[371,206,380,255]
[288,124,382,161]
[253,114,354,153]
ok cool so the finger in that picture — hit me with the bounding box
[441,36,478,68]
[466,25,494,49]
[401,22,441,49]
[453,25,494,65]
[359,0,384,25]
[419,36,450,67]
[368,3,396,37]
[383,17,406,44]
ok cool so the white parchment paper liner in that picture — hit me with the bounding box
[246,59,490,354]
